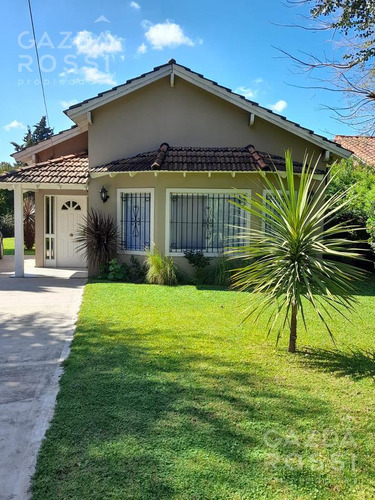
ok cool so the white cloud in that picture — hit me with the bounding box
[136,42,147,55]
[4,120,25,131]
[58,66,116,85]
[143,20,194,50]
[80,67,116,85]
[130,1,140,9]
[73,30,123,58]
[269,100,288,113]
[254,77,263,84]
[235,86,257,100]
[60,99,78,108]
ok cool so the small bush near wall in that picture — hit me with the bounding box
[0,214,14,237]
[146,248,178,286]
[184,250,211,284]
[98,256,147,283]
[201,256,249,288]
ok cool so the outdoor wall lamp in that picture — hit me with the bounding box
[99,186,109,203]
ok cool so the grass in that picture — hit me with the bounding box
[32,281,375,500]
[3,237,35,255]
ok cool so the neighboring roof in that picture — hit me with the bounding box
[11,125,87,163]
[0,153,89,185]
[66,59,351,159]
[334,135,375,166]
[91,143,314,174]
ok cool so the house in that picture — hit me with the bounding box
[334,135,375,166]
[0,59,351,277]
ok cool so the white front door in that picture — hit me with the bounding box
[57,196,87,267]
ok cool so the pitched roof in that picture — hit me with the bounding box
[65,59,350,159]
[91,143,312,174]
[0,153,89,185]
[11,125,85,163]
[334,135,375,166]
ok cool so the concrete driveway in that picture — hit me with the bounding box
[0,276,86,500]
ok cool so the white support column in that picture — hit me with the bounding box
[14,184,24,277]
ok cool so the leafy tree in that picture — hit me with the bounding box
[283,0,374,133]
[227,151,364,353]
[327,157,375,250]
[0,162,15,227]
[0,162,14,173]
[10,116,54,152]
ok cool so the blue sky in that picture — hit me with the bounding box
[0,0,354,162]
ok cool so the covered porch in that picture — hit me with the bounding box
[0,253,87,279]
[0,154,89,277]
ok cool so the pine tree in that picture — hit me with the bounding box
[10,116,54,152]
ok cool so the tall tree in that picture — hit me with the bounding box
[227,152,364,353]
[282,0,375,133]
[32,116,54,143]
[10,116,54,152]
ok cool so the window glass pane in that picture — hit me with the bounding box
[45,197,50,234]
[51,196,54,234]
[121,192,151,251]
[169,193,245,253]
[45,237,50,260]
[264,192,288,235]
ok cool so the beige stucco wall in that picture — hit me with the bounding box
[32,72,328,270]
[88,76,328,168]
[34,189,88,266]
[35,132,88,163]
[89,171,284,262]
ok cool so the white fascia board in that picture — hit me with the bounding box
[173,67,351,159]
[12,125,87,162]
[66,66,172,122]
[0,182,88,191]
[90,170,265,178]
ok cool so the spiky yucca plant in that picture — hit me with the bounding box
[227,151,364,353]
[76,209,118,270]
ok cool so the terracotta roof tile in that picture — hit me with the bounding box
[91,144,313,174]
[334,136,375,166]
[0,153,89,184]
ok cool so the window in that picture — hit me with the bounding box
[167,190,249,255]
[61,200,81,211]
[263,190,298,235]
[263,191,283,235]
[118,190,153,252]
[44,195,56,265]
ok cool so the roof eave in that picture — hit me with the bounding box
[0,181,88,191]
[65,64,172,123]
[66,61,352,159]
[12,125,87,162]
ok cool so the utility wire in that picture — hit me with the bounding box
[27,0,51,130]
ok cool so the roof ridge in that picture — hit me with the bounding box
[151,142,169,169]
[246,144,267,169]
[64,61,350,156]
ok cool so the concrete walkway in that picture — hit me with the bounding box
[0,276,86,500]
[0,255,88,279]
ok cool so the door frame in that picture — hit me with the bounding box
[44,194,88,268]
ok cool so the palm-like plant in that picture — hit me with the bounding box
[227,151,364,353]
[23,194,35,250]
[76,209,118,270]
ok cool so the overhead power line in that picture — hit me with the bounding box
[27,0,52,130]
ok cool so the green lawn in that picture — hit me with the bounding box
[32,282,375,500]
[3,237,35,255]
